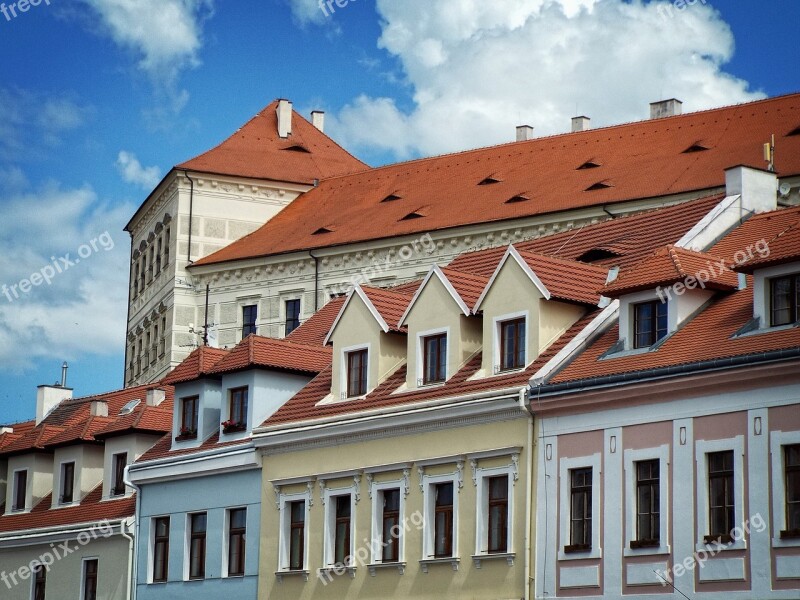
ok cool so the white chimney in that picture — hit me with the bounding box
[516,125,534,142]
[725,166,778,214]
[650,98,683,119]
[36,385,73,425]
[90,400,108,417]
[146,388,166,407]
[572,116,591,132]
[277,99,293,138]
[311,111,325,132]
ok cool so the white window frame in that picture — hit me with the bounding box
[422,473,460,561]
[11,468,28,513]
[148,514,170,584]
[340,343,370,400]
[79,556,99,600]
[695,436,746,551]
[473,464,515,565]
[281,295,303,335]
[183,511,207,581]
[222,506,247,577]
[752,262,800,328]
[369,479,406,568]
[492,311,529,375]
[416,326,450,387]
[623,445,671,556]
[58,460,77,506]
[558,453,602,560]
[29,559,46,600]
[322,485,358,569]
[277,490,311,577]
[771,430,800,547]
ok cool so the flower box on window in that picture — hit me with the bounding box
[175,427,197,441]
[222,420,246,434]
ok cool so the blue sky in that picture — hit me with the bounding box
[0,0,798,424]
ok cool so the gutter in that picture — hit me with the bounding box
[531,346,800,398]
[309,250,320,311]
[0,519,128,545]
[124,466,141,600]
[120,516,135,600]
[520,388,533,600]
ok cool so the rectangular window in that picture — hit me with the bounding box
[500,318,526,371]
[346,349,368,398]
[13,470,27,511]
[228,508,247,577]
[82,559,98,600]
[285,299,301,335]
[783,444,800,536]
[633,300,668,348]
[60,462,75,504]
[152,517,170,583]
[633,460,660,546]
[422,334,447,385]
[155,238,162,274]
[334,495,352,565]
[32,562,46,600]
[112,453,127,496]
[163,228,170,266]
[289,501,305,570]
[771,274,800,326]
[381,489,401,562]
[488,475,509,553]
[228,387,248,429]
[707,450,735,541]
[139,256,146,293]
[159,317,167,356]
[242,305,258,337]
[189,513,207,580]
[131,263,139,299]
[180,396,198,438]
[568,468,592,551]
[434,482,454,557]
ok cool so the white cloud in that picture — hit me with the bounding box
[0,178,133,372]
[116,150,162,189]
[287,0,327,25]
[326,0,764,159]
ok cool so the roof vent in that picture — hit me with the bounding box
[381,193,402,203]
[586,181,613,191]
[505,195,530,204]
[577,159,601,170]
[572,116,591,132]
[401,211,425,221]
[577,248,621,263]
[650,98,682,119]
[516,125,534,142]
[312,226,335,235]
[119,399,141,415]
[478,176,502,186]
[282,145,310,153]
[683,142,710,153]
[787,125,800,137]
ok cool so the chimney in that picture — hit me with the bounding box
[650,98,682,119]
[146,388,166,407]
[516,125,534,142]
[90,400,108,417]
[572,116,591,132]
[311,111,325,133]
[36,384,73,425]
[277,99,293,138]
[61,361,68,387]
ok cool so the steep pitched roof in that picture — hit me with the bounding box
[176,100,367,183]
[192,94,800,267]
[515,250,610,305]
[207,335,332,375]
[285,297,345,346]
[734,207,800,272]
[602,245,739,297]
[160,346,229,385]
[399,266,487,326]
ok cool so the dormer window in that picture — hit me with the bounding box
[633,300,668,349]
[500,318,526,371]
[346,349,368,398]
[179,396,199,440]
[60,461,75,504]
[12,470,27,512]
[225,387,248,433]
[422,333,447,385]
[770,273,800,326]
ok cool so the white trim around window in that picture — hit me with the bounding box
[421,471,460,571]
[147,514,170,584]
[623,445,671,556]
[558,453,602,561]
[369,478,407,574]
[473,463,515,567]
[79,557,99,600]
[770,429,800,547]
[340,343,371,400]
[277,489,311,581]
[10,468,29,513]
[695,436,746,552]
[322,483,358,571]
[416,326,450,387]
[492,311,529,375]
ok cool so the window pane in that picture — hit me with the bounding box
[286,299,301,335]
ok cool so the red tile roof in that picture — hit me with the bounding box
[0,484,135,534]
[515,250,610,305]
[439,268,490,312]
[160,346,229,385]
[285,297,344,346]
[602,245,739,297]
[360,286,415,333]
[136,430,252,463]
[207,335,332,375]
[734,208,800,272]
[192,94,800,267]
[176,100,367,184]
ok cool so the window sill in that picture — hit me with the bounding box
[696,536,745,552]
[773,530,800,548]
[780,529,800,539]
[222,424,247,435]
[367,562,406,576]
[318,565,357,579]
[623,542,671,557]
[275,570,309,583]
[175,433,198,442]
[419,557,459,573]
[472,552,515,568]
[558,545,602,561]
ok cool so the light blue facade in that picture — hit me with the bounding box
[135,468,261,600]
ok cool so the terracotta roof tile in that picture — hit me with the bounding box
[285,297,344,346]
[192,94,800,267]
[207,335,332,375]
[160,346,229,385]
[515,250,609,305]
[734,208,800,272]
[439,268,489,311]
[136,431,252,463]
[176,100,367,184]
[361,286,414,332]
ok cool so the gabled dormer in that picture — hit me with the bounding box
[324,285,410,400]
[603,245,739,352]
[398,265,486,389]
[473,246,607,375]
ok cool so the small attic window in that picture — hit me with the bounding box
[381,193,402,202]
[313,226,335,235]
[282,145,311,153]
[577,160,601,170]
[585,181,612,191]
[787,126,800,137]
[119,399,141,415]
[401,211,425,221]
[478,176,502,185]
[683,142,710,153]
[505,194,530,204]
[577,248,621,263]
